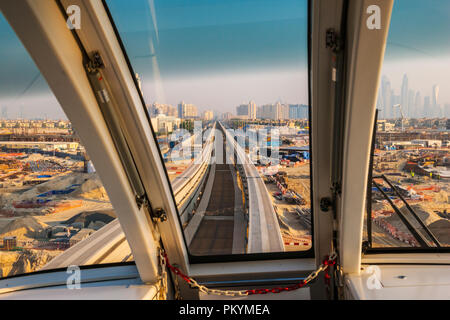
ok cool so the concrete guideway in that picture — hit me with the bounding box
[171,124,216,224]
[188,126,246,255]
[219,122,284,254]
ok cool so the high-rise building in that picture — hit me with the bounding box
[280,104,290,120]
[432,85,440,117]
[236,104,249,118]
[400,74,409,117]
[236,101,257,119]
[444,104,450,118]
[249,101,257,119]
[423,96,431,118]
[202,110,214,121]
[150,103,177,117]
[222,112,233,120]
[257,103,281,120]
[407,89,415,118]
[432,85,439,107]
[376,86,384,118]
[414,91,422,118]
[177,101,198,118]
[381,76,392,119]
[391,94,400,118]
[1,106,7,120]
[289,104,308,119]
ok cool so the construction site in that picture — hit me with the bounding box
[0,149,119,278]
[366,142,450,248]
[258,140,312,251]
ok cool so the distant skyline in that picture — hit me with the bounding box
[377,73,450,119]
[1,0,449,119]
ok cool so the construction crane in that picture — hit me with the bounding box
[393,104,405,132]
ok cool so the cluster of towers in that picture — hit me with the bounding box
[377,74,448,119]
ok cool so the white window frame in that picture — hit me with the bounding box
[0,0,349,299]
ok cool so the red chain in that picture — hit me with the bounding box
[162,252,337,296]
[162,252,192,284]
[323,257,336,286]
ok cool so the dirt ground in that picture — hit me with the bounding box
[264,163,312,252]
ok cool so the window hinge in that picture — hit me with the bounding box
[152,208,168,223]
[85,51,105,74]
[136,194,167,222]
[135,193,148,210]
[320,197,333,212]
[326,29,341,53]
[331,182,342,196]
[361,240,370,254]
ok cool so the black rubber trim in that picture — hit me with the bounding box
[0,261,136,281]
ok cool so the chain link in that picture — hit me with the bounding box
[159,249,337,298]
[156,248,168,300]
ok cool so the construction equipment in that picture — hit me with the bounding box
[393,104,405,132]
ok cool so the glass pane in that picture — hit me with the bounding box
[0,12,133,278]
[366,0,450,249]
[107,0,312,256]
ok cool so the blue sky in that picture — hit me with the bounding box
[106,0,309,110]
[0,0,449,118]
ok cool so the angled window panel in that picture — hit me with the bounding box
[105,0,314,261]
[365,0,450,254]
[0,10,134,280]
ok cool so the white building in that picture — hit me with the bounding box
[202,110,214,121]
[150,114,181,134]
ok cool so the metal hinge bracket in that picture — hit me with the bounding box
[135,194,167,222]
[320,197,333,212]
[85,51,105,74]
[331,181,342,196]
[326,29,341,53]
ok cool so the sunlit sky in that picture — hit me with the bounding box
[0,0,449,119]
[381,0,450,104]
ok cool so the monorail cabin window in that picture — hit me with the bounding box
[106,0,313,259]
[364,0,450,251]
[0,12,133,279]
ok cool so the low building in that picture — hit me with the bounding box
[150,114,181,134]
[411,139,442,148]
[3,236,17,250]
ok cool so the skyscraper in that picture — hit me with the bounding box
[178,101,198,118]
[414,91,422,118]
[289,104,308,119]
[236,104,249,117]
[236,101,257,120]
[381,76,392,118]
[249,101,257,120]
[432,84,439,107]
[400,74,409,117]
[1,106,7,120]
[407,89,415,118]
[432,84,439,117]
[424,96,431,118]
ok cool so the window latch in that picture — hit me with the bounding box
[320,197,333,212]
[85,51,105,74]
[325,29,341,53]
